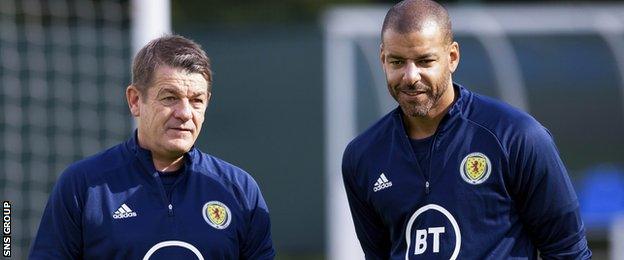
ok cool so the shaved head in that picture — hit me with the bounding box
[381,0,453,44]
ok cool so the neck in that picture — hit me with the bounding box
[152,155,185,172]
[403,84,456,139]
[136,131,185,172]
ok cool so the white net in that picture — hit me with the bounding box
[0,0,131,257]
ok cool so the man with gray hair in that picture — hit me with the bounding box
[341,0,591,259]
[30,35,275,259]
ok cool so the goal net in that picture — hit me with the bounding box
[0,0,132,257]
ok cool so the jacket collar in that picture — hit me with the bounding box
[392,82,470,136]
[126,130,199,175]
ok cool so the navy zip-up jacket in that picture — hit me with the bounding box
[342,84,591,259]
[30,132,275,259]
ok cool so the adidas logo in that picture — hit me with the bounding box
[112,203,137,219]
[373,173,393,192]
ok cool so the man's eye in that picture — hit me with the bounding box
[420,59,435,64]
[192,98,204,104]
[389,60,404,65]
[160,96,178,105]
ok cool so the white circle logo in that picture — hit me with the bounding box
[459,152,492,185]
[405,204,461,260]
[143,240,203,260]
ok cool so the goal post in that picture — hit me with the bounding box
[131,0,171,56]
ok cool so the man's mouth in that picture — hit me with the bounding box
[400,90,428,96]
[170,127,192,132]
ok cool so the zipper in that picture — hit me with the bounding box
[424,133,439,195]
[398,112,440,195]
[165,166,188,217]
[135,149,177,218]
[153,171,174,217]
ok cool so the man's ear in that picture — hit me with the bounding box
[380,43,387,74]
[379,43,385,64]
[448,41,460,73]
[126,85,141,117]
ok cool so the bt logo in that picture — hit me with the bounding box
[405,204,461,260]
[413,226,445,254]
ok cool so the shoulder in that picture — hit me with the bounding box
[70,143,131,173]
[463,92,551,150]
[464,93,540,132]
[344,109,397,164]
[191,150,264,209]
[57,143,129,187]
[193,151,259,189]
[48,142,129,208]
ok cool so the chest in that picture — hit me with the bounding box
[81,174,244,259]
[361,128,520,258]
[364,126,513,226]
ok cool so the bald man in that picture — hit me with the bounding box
[341,0,591,259]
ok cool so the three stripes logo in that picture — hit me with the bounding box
[112,203,137,219]
[373,173,393,192]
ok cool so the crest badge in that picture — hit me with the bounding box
[202,201,231,229]
[460,152,491,185]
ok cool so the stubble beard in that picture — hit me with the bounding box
[393,73,451,118]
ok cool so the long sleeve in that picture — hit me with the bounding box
[240,178,275,260]
[342,143,391,260]
[29,166,85,259]
[507,120,592,259]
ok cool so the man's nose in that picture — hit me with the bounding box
[403,62,421,85]
[173,99,193,121]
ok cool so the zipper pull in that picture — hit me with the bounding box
[425,181,430,194]
[168,204,173,216]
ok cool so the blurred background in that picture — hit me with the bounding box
[1,0,623,259]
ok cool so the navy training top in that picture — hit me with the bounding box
[30,132,275,259]
[342,84,591,259]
